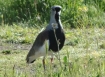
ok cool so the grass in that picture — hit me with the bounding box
[0,0,105,76]
[0,24,105,77]
[0,24,39,44]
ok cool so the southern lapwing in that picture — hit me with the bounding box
[26,5,65,69]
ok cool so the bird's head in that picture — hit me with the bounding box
[51,5,62,22]
[46,5,63,30]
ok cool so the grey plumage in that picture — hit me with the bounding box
[26,30,49,63]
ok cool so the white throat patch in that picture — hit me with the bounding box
[51,23,58,29]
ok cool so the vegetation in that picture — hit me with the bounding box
[0,0,105,28]
[0,0,105,77]
[0,25,105,77]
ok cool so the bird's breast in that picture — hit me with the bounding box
[48,29,65,52]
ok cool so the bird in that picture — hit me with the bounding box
[26,5,65,69]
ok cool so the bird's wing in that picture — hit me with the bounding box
[26,30,48,60]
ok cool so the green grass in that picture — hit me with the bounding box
[0,24,105,77]
[0,0,105,76]
[0,24,39,44]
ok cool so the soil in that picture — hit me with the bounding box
[0,40,32,51]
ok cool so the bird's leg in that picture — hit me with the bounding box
[43,57,46,70]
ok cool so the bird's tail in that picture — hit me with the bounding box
[26,48,36,63]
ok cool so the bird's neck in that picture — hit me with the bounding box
[47,15,63,30]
